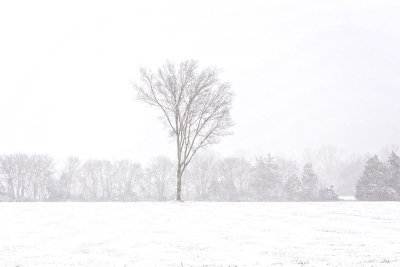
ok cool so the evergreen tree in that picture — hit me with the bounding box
[356,155,397,200]
[250,154,283,200]
[387,152,400,197]
[301,163,318,201]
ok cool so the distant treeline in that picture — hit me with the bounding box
[0,151,399,201]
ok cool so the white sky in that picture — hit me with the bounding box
[0,0,399,162]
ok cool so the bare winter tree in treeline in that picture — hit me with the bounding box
[134,60,234,201]
[146,157,174,200]
[0,154,54,201]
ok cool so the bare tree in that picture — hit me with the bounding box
[60,157,82,200]
[217,157,251,200]
[29,154,54,200]
[147,156,174,200]
[0,154,31,200]
[183,152,216,200]
[113,160,143,200]
[134,60,234,200]
[0,154,54,201]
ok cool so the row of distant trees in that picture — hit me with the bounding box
[183,154,338,201]
[2,151,399,202]
[0,153,339,201]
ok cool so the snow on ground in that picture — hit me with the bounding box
[0,202,399,266]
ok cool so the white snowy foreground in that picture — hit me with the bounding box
[0,202,399,266]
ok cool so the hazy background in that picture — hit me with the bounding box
[0,0,399,162]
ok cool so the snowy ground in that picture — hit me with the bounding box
[0,202,399,266]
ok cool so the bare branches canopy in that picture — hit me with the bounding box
[134,60,234,200]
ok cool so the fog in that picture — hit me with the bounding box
[0,0,399,163]
[2,2,400,266]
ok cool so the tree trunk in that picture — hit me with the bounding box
[176,166,182,201]
[176,121,183,201]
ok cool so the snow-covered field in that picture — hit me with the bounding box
[0,202,399,266]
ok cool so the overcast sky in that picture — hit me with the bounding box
[0,0,399,162]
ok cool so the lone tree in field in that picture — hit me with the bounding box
[134,60,234,201]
